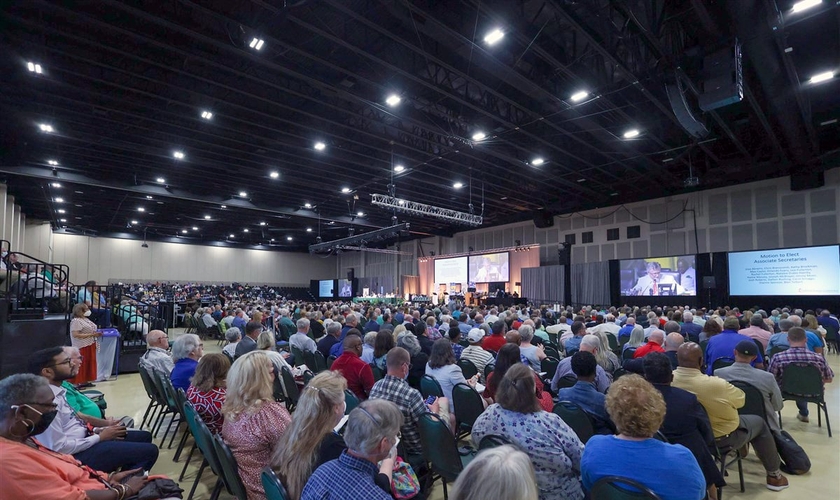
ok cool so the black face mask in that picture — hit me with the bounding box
[22,405,59,436]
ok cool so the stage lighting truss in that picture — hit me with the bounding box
[309,223,410,254]
[370,194,483,226]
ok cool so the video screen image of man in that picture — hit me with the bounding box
[623,255,695,296]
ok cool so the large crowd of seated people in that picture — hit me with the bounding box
[1,295,837,500]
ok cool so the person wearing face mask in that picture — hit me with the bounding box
[26,347,159,474]
[0,373,152,499]
[69,303,102,386]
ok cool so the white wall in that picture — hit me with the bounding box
[23,221,53,262]
[50,233,337,285]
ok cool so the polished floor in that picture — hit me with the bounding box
[95,329,840,500]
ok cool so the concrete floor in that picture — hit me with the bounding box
[95,329,840,500]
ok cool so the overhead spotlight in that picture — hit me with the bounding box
[173,151,185,160]
[622,129,640,139]
[341,187,351,193]
[204,215,211,220]
[269,171,280,179]
[530,157,545,166]
[239,191,248,197]
[483,28,504,45]
[453,182,464,189]
[220,204,227,209]
[27,62,43,74]
[271,238,275,242]
[47,160,59,166]
[314,141,326,151]
[357,211,365,217]
[385,94,402,107]
[397,199,405,205]
[304,202,312,208]
[60,218,67,223]
[306,227,313,232]
[156,177,166,183]
[57,209,65,214]
[200,110,213,120]
[39,123,54,133]
[570,90,589,102]
[286,236,293,241]
[249,37,265,50]
[54,197,64,203]
[192,226,198,231]
[181,229,188,234]
[259,222,267,226]
[131,220,139,224]
[50,182,61,188]
[792,0,822,12]
[809,71,835,84]
[229,234,235,238]
[394,164,405,172]
[471,132,486,141]
[137,207,145,212]
[146,195,153,199]
[243,229,249,233]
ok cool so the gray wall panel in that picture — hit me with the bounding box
[782,218,807,247]
[730,191,753,223]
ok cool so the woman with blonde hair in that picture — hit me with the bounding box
[622,325,645,356]
[257,329,276,351]
[272,371,351,500]
[591,330,620,373]
[581,374,705,500]
[222,350,292,500]
[451,445,538,500]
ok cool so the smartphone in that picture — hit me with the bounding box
[424,395,437,405]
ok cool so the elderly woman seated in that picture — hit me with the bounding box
[0,373,152,499]
[170,334,204,391]
[451,445,539,500]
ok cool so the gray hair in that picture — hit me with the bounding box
[518,324,534,342]
[326,322,341,336]
[397,332,421,356]
[450,445,539,500]
[789,315,802,327]
[364,331,377,347]
[296,318,310,331]
[580,334,601,350]
[0,373,49,416]
[171,333,202,361]
[225,327,242,343]
[663,321,681,334]
[779,319,794,332]
[344,399,403,455]
[749,314,765,327]
[683,311,693,322]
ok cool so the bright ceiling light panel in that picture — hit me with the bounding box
[173,151,185,160]
[54,197,64,203]
[249,38,265,50]
[27,62,43,74]
[304,203,312,208]
[385,94,402,107]
[201,110,213,120]
[181,229,188,234]
[131,220,138,224]
[239,191,248,197]
[259,222,267,226]
[39,124,54,133]
[472,132,486,141]
[623,129,641,139]
[287,236,293,241]
[47,160,59,166]
[192,226,198,231]
[156,177,166,183]
[204,215,211,219]
[809,71,834,84]
[51,182,61,188]
[314,141,326,151]
[341,187,351,193]
[453,182,464,189]
[394,164,405,172]
[483,28,504,45]
[792,0,822,12]
[306,227,313,232]
[357,211,364,217]
[269,171,280,179]
[137,207,145,212]
[530,158,545,166]
[57,209,65,214]
[570,91,589,102]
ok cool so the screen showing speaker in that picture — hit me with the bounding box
[318,279,335,298]
[619,255,697,296]
[728,245,840,296]
[338,278,353,298]
[434,257,468,284]
[468,252,510,283]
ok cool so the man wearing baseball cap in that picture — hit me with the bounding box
[459,328,494,382]
[716,340,783,432]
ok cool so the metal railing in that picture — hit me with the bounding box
[3,250,72,319]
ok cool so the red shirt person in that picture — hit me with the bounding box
[634,330,666,358]
[330,334,375,400]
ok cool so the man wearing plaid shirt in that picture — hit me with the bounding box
[369,346,441,469]
[768,327,834,423]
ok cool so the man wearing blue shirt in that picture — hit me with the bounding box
[681,312,703,342]
[618,317,636,338]
[705,317,763,374]
[564,321,587,355]
[557,352,613,434]
[766,317,823,355]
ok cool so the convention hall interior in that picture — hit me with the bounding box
[0,1,839,500]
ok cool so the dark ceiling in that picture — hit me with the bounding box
[0,0,838,251]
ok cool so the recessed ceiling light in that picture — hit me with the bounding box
[204,215,211,219]
[239,191,248,197]
[137,207,145,212]
[472,132,486,141]
[570,91,589,102]
[192,226,198,231]
[39,124,54,133]
[483,28,504,45]
[51,182,61,188]
[54,197,64,203]
[181,229,188,234]
[60,218,67,223]
[287,236,293,241]
[221,205,227,209]
[131,220,138,224]
[57,209,65,214]
[259,222,267,226]
[156,177,166,183]
[314,141,326,151]
[47,160,59,166]
[530,157,545,166]
[306,227,313,232]
[269,171,280,179]
[453,182,464,189]
[27,62,43,74]
[173,151,185,160]
[394,164,405,172]
[146,195,153,199]
[623,129,640,139]
[304,202,312,208]
[792,0,822,12]
[249,37,265,50]
[201,110,213,120]
[243,229,249,233]
[357,211,364,217]
[341,187,351,193]
[386,94,402,107]
[809,71,834,84]
[271,238,275,242]
[229,234,235,238]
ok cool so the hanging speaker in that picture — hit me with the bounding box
[666,74,710,139]
[532,209,554,228]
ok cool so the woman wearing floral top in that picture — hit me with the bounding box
[187,353,230,435]
[471,363,585,500]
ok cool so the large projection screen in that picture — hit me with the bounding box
[728,245,840,296]
[619,255,697,296]
[434,257,468,284]
[468,252,510,283]
[318,279,335,298]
